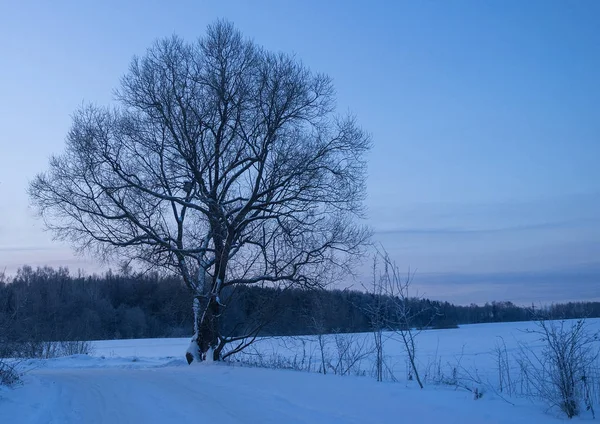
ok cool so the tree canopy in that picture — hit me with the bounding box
[29,20,371,361]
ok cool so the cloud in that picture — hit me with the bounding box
[370,191,600,237]
[410,264,600,305]
[418,263,600,284]
[374,219,591,236]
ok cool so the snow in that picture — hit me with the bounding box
[0,358,548,424]
[229,319,600,387]
[1,320,598,423]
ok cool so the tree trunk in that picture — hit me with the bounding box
[198,295,220,359]
[186,294,220,364]
[185,297,201,364]
[186,227,229,364]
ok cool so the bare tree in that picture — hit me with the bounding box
[374,249,437,388]
[518,317,599,418]
[363,256,386,382]
[493,336,514,396]
[330,332,372,377]
[303,292,330,374]
[29,20,370,362]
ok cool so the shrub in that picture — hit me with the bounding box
[518,319,599,418]
[0,359,20,387]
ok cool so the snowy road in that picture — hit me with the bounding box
[0,357,557,423]
[12,367,234,424]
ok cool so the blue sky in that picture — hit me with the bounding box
[1,0,599,304]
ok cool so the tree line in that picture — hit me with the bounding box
[1,265,598,346]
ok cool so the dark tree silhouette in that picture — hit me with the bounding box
[29,20,371,362]
[1,265,599,359]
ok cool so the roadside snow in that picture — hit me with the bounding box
[0,354,567,423]
[3,320,599,423]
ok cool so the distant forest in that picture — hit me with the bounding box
[1,266,599,344]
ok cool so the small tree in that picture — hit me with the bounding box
[373,250,436,388]
[305,293,330,375]
[518,317,599,418]
[29,20,370,362]
[363,256,386,382]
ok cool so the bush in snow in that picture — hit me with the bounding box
[58,340,94,356]
[4,339,94,359]
[329,332,372,377]
[228,343,317,373]
[518,318,599,418]
[0,359,20,387]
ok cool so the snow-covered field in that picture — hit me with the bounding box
[1,319,599,423]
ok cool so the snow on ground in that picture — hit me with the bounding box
[0,358,554,424]
[215,319,600,388]
[1,319,599,423]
